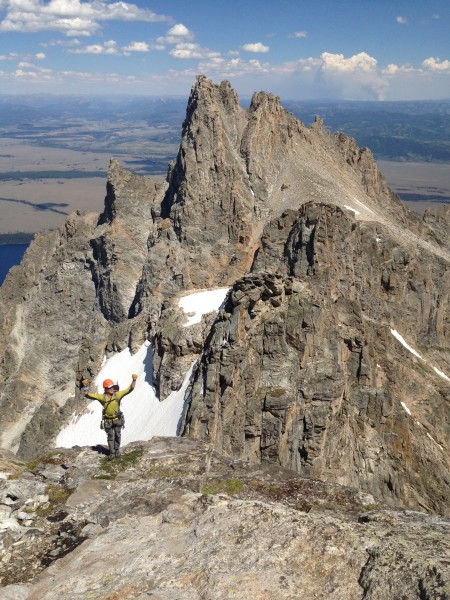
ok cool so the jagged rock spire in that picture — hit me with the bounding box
[0,78,448,517]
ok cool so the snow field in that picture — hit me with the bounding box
[178,287,229,327]
[56,288,230,449]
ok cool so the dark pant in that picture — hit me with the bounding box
[104,421,122,454]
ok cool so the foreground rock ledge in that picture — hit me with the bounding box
[0,438,448,600]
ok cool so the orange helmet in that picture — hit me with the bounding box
[103,379,114,389]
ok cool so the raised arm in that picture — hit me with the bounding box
[116,374,138,400]
[81,378,103,400]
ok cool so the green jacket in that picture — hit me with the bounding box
[86,386,133,421]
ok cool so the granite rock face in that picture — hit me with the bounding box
[0,77,448,518]
[183,203,450,513]
[0,163,160,458]
[0,439,448,600]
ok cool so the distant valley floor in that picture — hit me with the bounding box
[0,141,448,238]
[377,160,450,215]
[0,138,167,237]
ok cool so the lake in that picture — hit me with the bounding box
[0,244,29,286]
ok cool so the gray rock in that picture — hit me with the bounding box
[1,479,47,505]
[0,439,447,599]
[0,76,448,526]
[0,518,22,532]
[0,506,11,520]
[0,584,31,600]
[184,203,450,513]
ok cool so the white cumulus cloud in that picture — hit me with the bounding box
[383,63,417,75]
[157,23,194,45]
[167,23,191,37]
[69,40,119,54]
[396,16,408,24]
[422,57,450,72]
[321,51,377,73]
[0,0,169,36]
[68,39,160,56]
[14,69,37,79]
[384,63,399,75]
[0,52,16,61]
[170,42,220,60]
[242,42,270,53]
[0,49,46,62]
[122,41,150,53]
[314,52,388,100]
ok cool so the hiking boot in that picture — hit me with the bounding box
[115,450,121,458]
[108,453,114,461]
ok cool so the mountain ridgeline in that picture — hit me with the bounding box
[0,76,449,516]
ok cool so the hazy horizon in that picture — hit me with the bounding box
[0,92,449,103]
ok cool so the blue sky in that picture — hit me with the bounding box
[0,0,448,99]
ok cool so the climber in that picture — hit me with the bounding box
[81,374,138,460]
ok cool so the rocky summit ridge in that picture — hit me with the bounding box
[0,74,448,533]
[0,438,449,599]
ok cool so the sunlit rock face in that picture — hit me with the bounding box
[0,76,448,515]
[183,202,450,513]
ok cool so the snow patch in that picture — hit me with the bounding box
[390,328,447,451]
[391,329,449,385]
[352,197,375,215]
[55,342,194,449]
[426,432,444,451]
[390,329,422,359]
[401,402,412,416]
[178,288,229,327]
[343,205,360,216]
[432,366,450,383]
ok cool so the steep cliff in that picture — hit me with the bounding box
[0,162,161,458]
[0,76,448,516]
[183,202,450,512]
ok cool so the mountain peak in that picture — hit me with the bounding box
[0,78,448,519]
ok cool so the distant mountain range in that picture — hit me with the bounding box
[0,94,448,163]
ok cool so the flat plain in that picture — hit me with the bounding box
[1,95,449,236]
[0,138,109,233]
[377,160,450,215]
[1,144,448,236]
[0,137,171,235]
